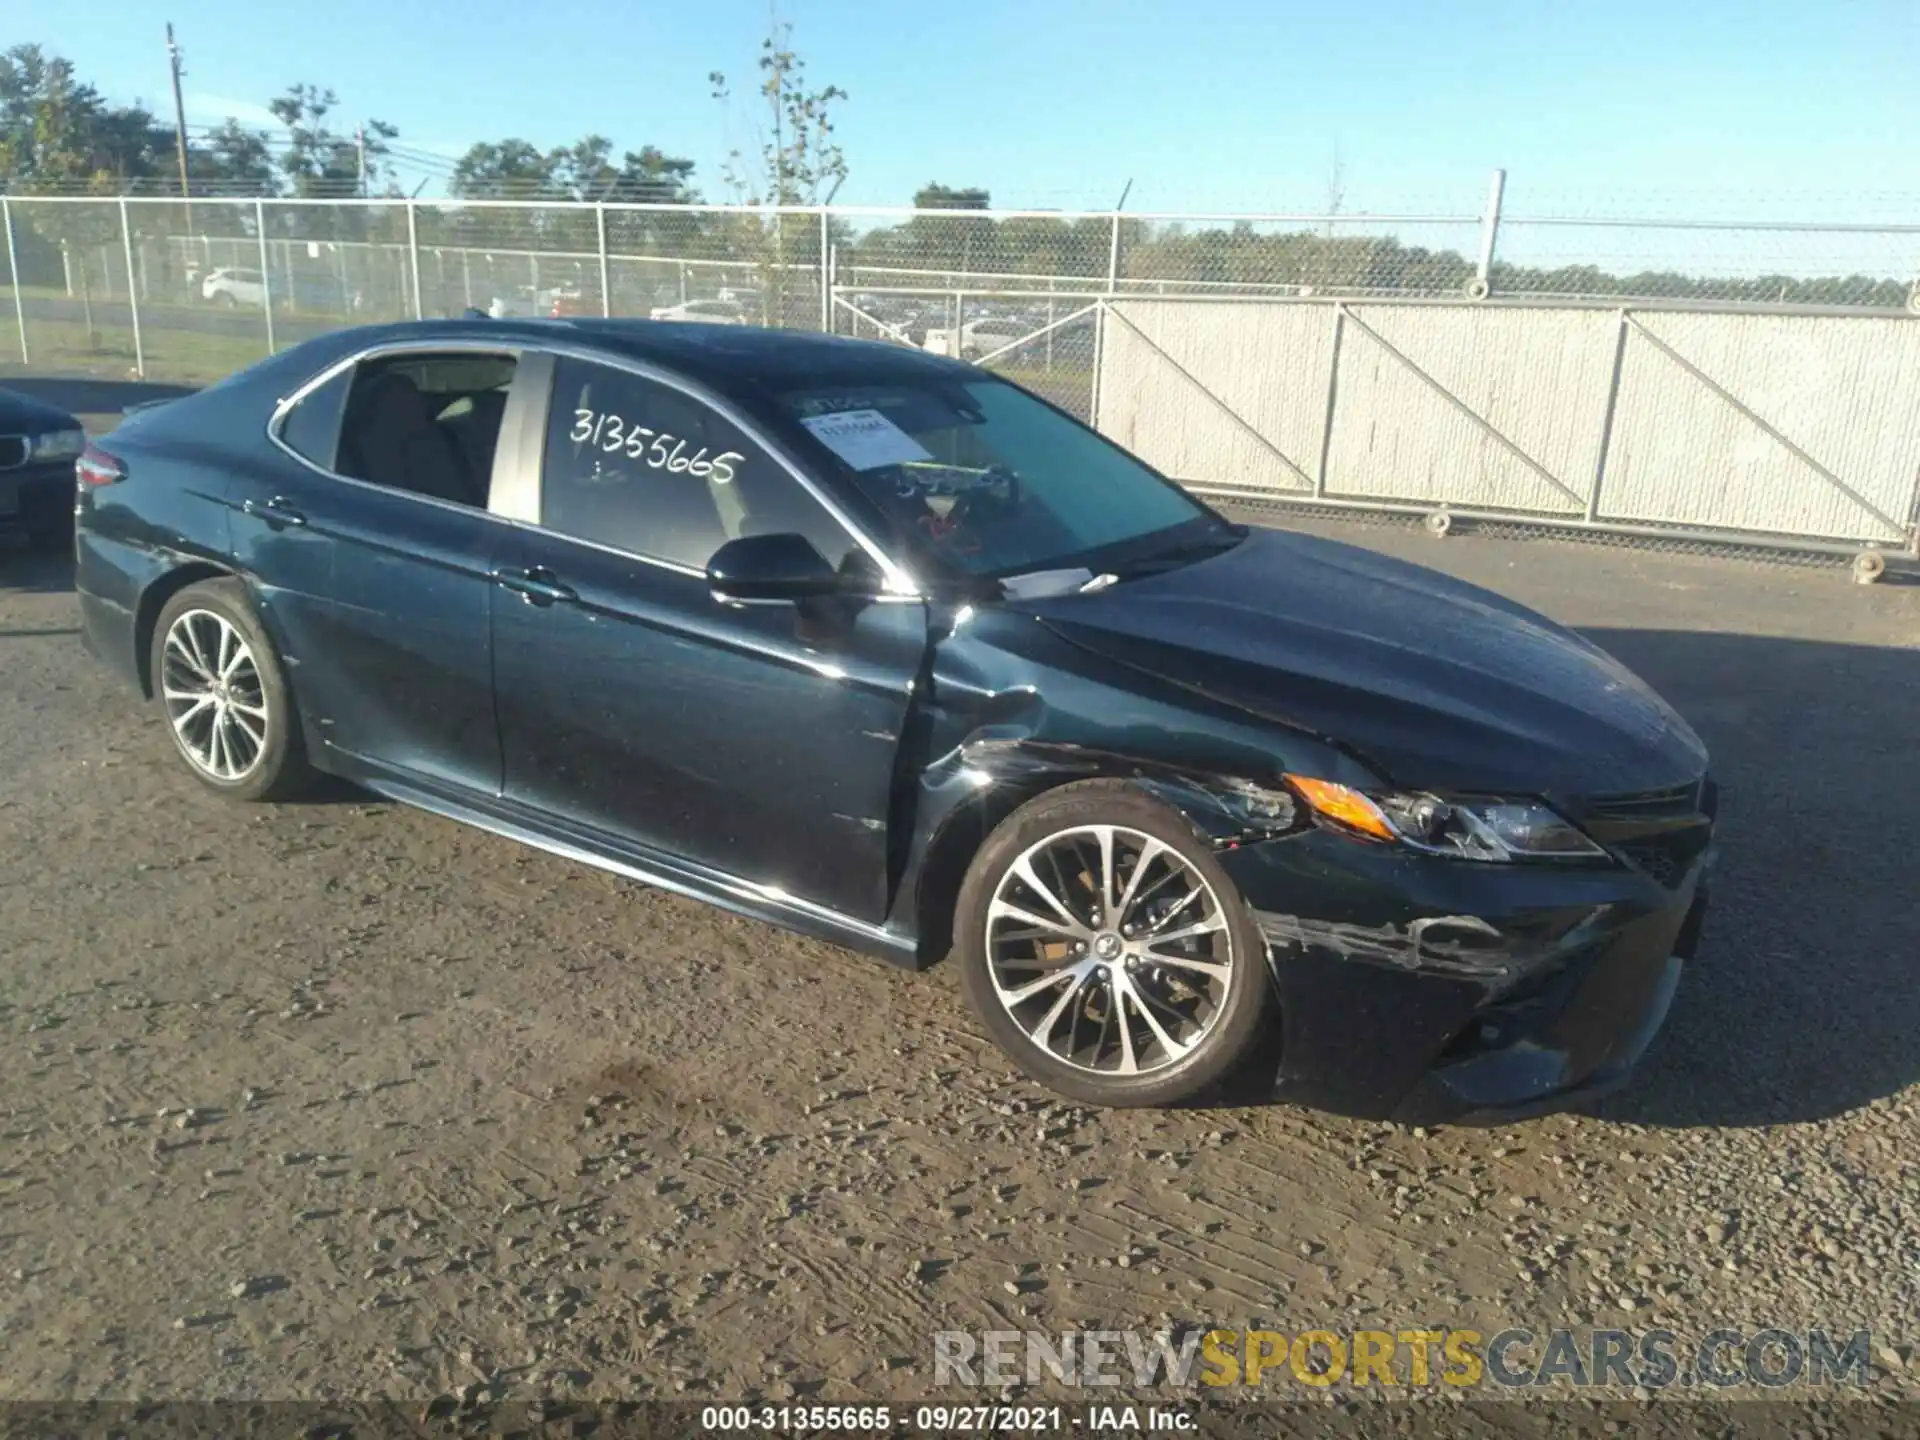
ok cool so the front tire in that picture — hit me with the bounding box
[149,579,313,802]
[954,780,1273,1107]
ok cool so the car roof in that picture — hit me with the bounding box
[303,316,977,397]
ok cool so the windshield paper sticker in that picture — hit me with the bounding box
[999,568,1096,600]
[800,408,933,471]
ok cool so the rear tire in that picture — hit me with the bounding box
[954,780,1273,1107]
[149,579,314,802]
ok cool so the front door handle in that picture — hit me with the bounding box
[243,497,306,528]
[491,566,578,607]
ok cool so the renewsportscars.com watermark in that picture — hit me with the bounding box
[933,1327,1874,1391]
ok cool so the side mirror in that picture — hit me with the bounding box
[706,532,843,604]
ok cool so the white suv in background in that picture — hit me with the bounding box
[201,268,267,307]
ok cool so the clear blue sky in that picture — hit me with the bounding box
[13,0,1919,219]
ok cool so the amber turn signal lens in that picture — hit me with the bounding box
[1283,775,1398,841]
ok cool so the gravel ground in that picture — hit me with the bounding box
[2,509,1917,1419]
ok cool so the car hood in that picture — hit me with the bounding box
[0,387,80,434]
[1025,527,1707,797]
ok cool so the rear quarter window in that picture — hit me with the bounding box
[275,366,353,469]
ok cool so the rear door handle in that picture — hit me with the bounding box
[491,566,578,607]
[243,497,306,528]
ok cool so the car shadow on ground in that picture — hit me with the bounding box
[0,376,196,417]
[1573,626,1920,1130]
[0,537,76,594]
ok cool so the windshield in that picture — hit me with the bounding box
[773,378,1226,581]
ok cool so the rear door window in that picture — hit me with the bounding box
[277,350,517,509]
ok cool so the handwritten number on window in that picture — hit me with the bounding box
[570,408,743,485]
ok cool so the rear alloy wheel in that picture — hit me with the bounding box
[150,580,313,802]
[955,782,1272,1106]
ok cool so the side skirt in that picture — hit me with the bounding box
[332,753,921,968]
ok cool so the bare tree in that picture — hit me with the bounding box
[1310,143,1349,292]
[707,11,848,207]
[709,8,848,323]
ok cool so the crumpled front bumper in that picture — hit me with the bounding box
[1216,825,1711,1126]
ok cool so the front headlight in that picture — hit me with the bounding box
[31,428,86,461]
[1285,775,1604,862]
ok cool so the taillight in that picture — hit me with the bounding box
[76,442,125,487]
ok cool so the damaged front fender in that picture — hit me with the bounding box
[941,730,1313,844]
[889,725,1322,964]
[883,604,1371,964]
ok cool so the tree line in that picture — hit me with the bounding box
[2,40,1906,311]
[0,24,846,206]
[1,47,403,198]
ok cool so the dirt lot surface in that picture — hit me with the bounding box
[3,504,1919,1416]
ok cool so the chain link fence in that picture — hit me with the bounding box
[1493,218,1920,308]
[3,177,1918,390]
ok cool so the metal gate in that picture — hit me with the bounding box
[1094,296,1920,559]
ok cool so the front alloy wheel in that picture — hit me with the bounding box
[987,825,1233,1076]
[956,782,1272,1107]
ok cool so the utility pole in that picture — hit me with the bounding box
[356,126,367,197]
[166,23,193,232]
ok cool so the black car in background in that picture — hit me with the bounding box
[73,319,1715,1120]
[0,385,86,544]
